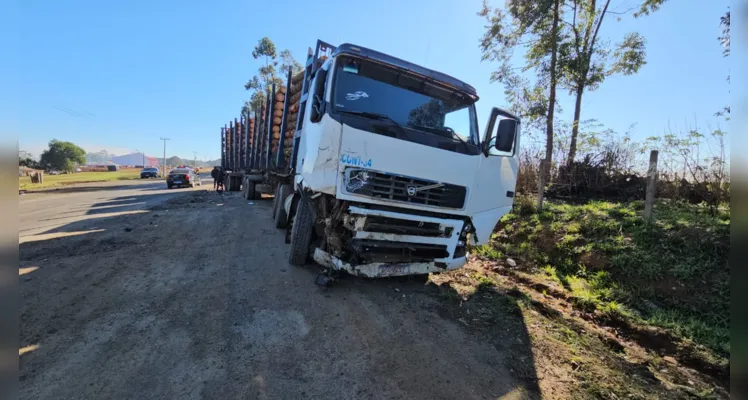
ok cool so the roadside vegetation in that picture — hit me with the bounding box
[476,197,730,357]
[432,196,730,397]
[430,259,729,398]
[460,1,731,395]
[19,169,146,191]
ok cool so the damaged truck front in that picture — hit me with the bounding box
[283,42,520,278]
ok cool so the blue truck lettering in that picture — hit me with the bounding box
[341,154,372,168]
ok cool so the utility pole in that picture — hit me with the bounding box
[193,151,197,169]
[160,137,170,177]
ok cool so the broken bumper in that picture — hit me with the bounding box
[313,248,467,278]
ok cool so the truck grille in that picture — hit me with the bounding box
[344,168,466,209]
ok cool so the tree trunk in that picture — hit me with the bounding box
[544,0,561,177]
[567,84,585,167]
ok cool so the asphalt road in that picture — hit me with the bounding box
[19,177,211,242]
[19,180,533,399]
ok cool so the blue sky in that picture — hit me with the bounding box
[3,0,730,161]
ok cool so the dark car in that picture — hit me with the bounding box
[140,167,160,179]
[166,168,201,189]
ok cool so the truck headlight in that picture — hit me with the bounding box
[345,170,371,193]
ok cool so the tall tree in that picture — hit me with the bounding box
[244,39,301,114]
[252,37,278,88]
[279,49,303,75]
[633,0,667,17]
[716,8,730,119]
[479,0,564,168]
[546,0,561,167]
[559,0,647,166]
[19,150,39,169]
[166,156,183,166]
[39,140,86,172]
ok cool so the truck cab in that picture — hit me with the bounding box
[284,42,520,278]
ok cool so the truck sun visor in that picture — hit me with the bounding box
[343,60,359,74]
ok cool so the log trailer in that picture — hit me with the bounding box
[220,40,521,278]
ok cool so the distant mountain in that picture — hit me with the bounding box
[87,151,219,168]
[111,153,159,167]
[167,157,222,168]
[85,150,111,164]
[202,159,221,168]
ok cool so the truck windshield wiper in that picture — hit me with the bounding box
[338,110,407,136]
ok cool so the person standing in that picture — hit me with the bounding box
[215,167,225,191]
[211,166,220,190]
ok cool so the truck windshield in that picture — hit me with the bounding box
[332,57,478,145]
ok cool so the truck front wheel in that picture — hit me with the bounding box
[288,196,314,266]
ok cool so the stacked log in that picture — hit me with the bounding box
[280,71,306,160]
[259,103,267,164]
[235,118,241,168]
[224,124,230,167]
[270,85,285,155]
[247,116,255,147]
[244,115,253,168]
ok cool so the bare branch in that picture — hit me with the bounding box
[606,6,636,15]
[589,0,612,58]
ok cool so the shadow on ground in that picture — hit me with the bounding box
[19,190,541,399]
[334,273,542,398]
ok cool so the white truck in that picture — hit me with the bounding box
[221,40,520,279]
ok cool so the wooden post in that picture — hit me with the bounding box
[643,150,659,222]
[536,159,546,212]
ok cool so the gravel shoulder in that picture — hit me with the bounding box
[19,189,535,399]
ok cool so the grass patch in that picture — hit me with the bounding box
[19,169,146,190]
[431,264,728,398]
[475,198,730,358]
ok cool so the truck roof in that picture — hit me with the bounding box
[333,43,479,102]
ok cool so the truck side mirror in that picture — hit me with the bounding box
[310,69,328,123]
[495,119,517,153]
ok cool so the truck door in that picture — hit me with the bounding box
[467,107,520,244]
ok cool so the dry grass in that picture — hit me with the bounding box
[19,169,146,190]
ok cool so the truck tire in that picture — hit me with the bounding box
[274,184,292,229]
[288,196,314,266]
[242,178,249,198]
[246,181,256,200]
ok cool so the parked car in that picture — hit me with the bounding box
[140,167,160,179]
[166,168,201,189]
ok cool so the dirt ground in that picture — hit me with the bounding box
[19,189,539,399]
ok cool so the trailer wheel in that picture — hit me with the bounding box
[274,184,292,229]
[288,196,314,266]
[245,181,256,201]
